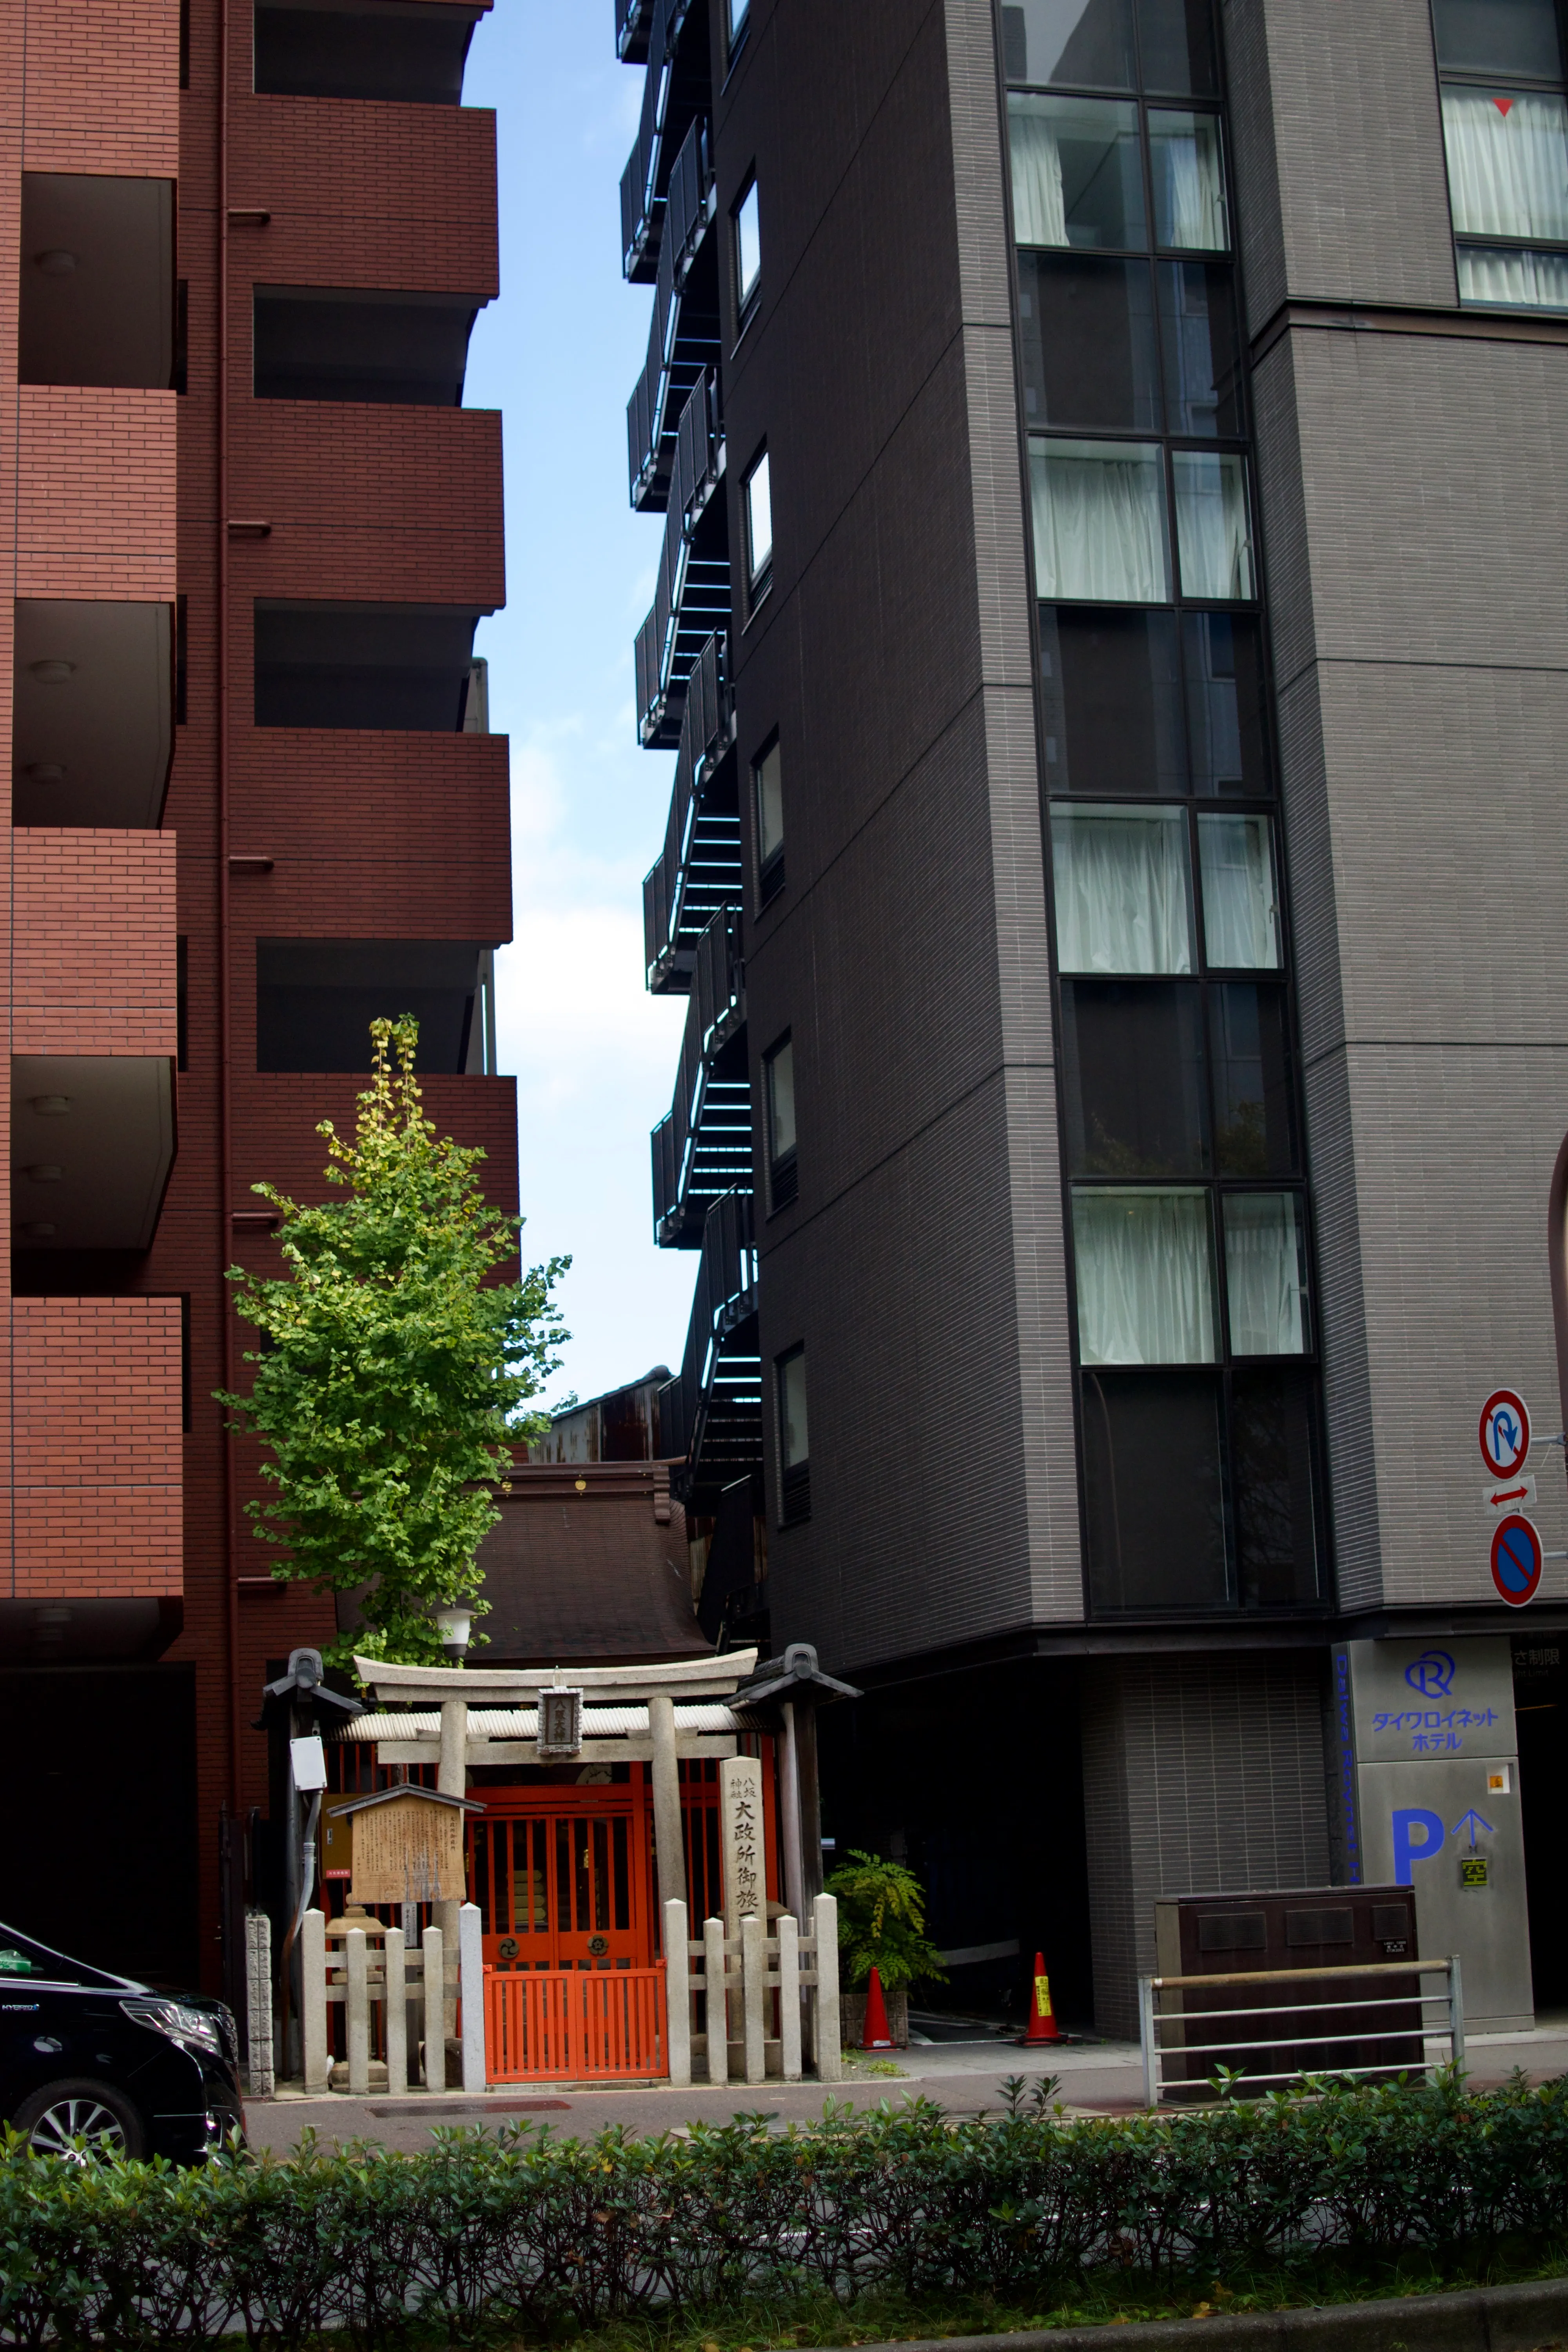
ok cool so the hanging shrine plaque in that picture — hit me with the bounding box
[720,1754,764,1933]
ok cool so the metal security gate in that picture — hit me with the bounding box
[469,1788,652,1973]
[484,1962,666,2082]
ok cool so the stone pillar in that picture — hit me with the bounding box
[1078,1654,1332,2038]
[648,1693,687,1921]
[436,1695,468,2042]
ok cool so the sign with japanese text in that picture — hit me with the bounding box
[1346,1638,1516,1763]
[720,1754,764,1935]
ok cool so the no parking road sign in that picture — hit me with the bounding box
[1491,1512,1543,1608]
[1479,1390,1532,1478]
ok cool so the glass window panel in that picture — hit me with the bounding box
[1182,612,1270,794]
[1209,982,1297,1176]
[1150,109,1229,247]
[755,739,784,864]
[1007,93,1146,247]
[1135,0,1219,93]
[1031,437,1171,601]
[1197,811,1279,968]
[736,181,761,309]
[1223,1191,1307,1355]
[1082,1366,1229,1608]
[1434,0,1564,78]
[1156,260,1243,434]
[745,450,773,581]
[765,1036,796,1161]
[729,0,750,36]
[1442,88,1568,240]
[1041,606,1186,794]
[1457,244,1568,305]
[1173,449,1253,599]
[1071,1184,1217,1362]
[779,1347,808,1466]
[1061,979,1209,1174]
[1232,1365,1321,1607]
[1052,802,1193,972]
[1018,254,1160,429]
[1000,0,1136,89]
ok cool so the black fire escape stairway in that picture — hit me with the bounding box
[621,4,759,1519]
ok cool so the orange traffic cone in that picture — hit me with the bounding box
[1025,1953,1063,2045]
[861,1964,894,2049]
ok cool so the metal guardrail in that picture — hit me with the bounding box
[1138,1956,1465,2107]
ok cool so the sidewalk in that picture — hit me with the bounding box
[245,2018,1568,2156]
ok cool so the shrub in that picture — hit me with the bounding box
[1,2073,1567,2347]
[821,1853,947,1994]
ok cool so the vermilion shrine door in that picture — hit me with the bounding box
[468,1782,653,1972]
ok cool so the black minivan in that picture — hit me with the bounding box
[0,1920,245,2161]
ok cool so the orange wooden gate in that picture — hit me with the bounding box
[484,1962,666,2081]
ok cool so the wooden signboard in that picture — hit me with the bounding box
[341,1785,476,1907]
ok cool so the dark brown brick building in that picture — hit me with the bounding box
[0,0,514,1991]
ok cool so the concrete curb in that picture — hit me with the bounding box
[880,2275,1568,2352]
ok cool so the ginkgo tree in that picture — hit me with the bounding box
[219,1014,569,1668]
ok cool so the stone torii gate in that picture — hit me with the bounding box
[352,1650,763,2029]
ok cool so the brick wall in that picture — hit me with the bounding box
[20,0,179,177]
[2,1297,183,1597]
[12,829,177,1056]
[17,387,178,599]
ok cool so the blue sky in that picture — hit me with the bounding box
[460,3,695,1409]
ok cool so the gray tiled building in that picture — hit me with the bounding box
[621,0,1568,2032]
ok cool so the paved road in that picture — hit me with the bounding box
[242,2025,1568,2157]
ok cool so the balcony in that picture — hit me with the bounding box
[617,0,655,62]
[0,1296,183,1602]
[659,1189,760,1510]
[643,633,740,993]
[618,0,707,282]
[650,906,748,1248]
[634,372,728,748]
[626,116,719,511]
[11,827,177,1251]
[13,598,173,828]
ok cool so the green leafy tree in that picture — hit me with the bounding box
[218,1015,569,1668]
[824,1849,949,1993]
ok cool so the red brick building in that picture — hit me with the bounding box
[0,0,514,1991]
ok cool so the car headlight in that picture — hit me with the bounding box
[121,1998,223,2058]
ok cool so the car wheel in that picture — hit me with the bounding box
[13,2078,146,2161]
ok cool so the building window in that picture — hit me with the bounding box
[1010,0,1325,1616]
[776,1345,809,1524]
[735,178,762,322]
[1434,0,1568,309]
[754,734,784,898]
[744,448,773,597]
[764,1033,797,1209]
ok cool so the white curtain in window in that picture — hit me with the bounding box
[1073,1188,1216,1364]
[1150,111,1229,249]
[1052,805,1192,973]
[1173,450,1252,599]
[1198,813,1279,969]
[1224,1192,1305,1355]
[1458,242,1568,307]
[1441,87,1568,240]
[1031,439,1170,601]
[1009,97,1067,244]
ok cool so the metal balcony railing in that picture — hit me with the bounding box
[618,0,702,282]
[659,1188,760,1499]
[616,0,655,64]
[627,118,719,510]
[642,632,740,991]
[635,403,729,748]
[650,911,750,1248]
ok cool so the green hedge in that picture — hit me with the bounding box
[4,2073,1568,2348]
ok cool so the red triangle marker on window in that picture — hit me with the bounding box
[1494,96,1515,114]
